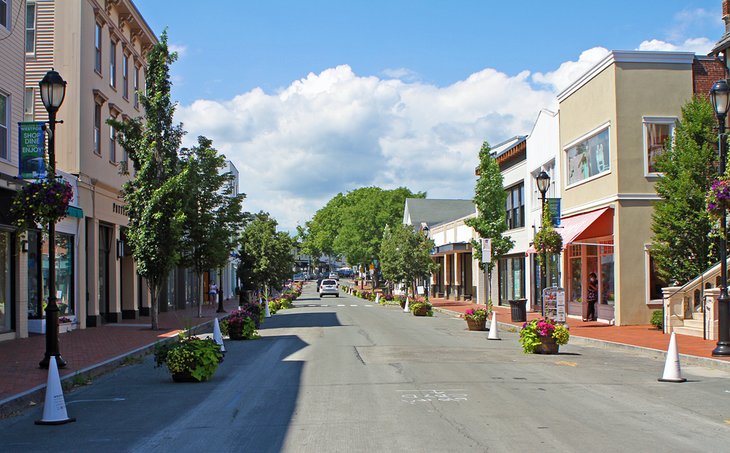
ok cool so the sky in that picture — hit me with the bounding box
[134,0,723,233]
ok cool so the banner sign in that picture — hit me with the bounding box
[543,287,566,323]
[18,122,46,179]
[481,238,491,263]
[547,198,561,227]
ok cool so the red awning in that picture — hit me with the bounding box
[526,207,612,254]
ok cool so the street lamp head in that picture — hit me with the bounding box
[710,79,730,119]
[420,222,429,236]
[536,170,551,196]
[39,69,67,114]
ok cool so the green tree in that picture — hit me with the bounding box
[651,96,718,284]
[379,224,437,298]
[109,30,184,330]
[179,136,248,316]
[238,212,295,298]
[465,141,514,275]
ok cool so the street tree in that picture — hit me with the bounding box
[651,96,718,284]
[465,141,514,296]
[238,212,295,299]
[379,224,437,298]
[179,136,248,316]
[109,30,184,330]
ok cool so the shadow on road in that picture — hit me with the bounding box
[262,311,343,329]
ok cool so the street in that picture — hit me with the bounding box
[1,282,730,452]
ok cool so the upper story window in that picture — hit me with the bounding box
[94,102,102,155]
[643,117,676,175]
[133,65,139,108]
[25,2,36,53]
[23,88,34,122]
[109,38,116,89]
[0,92,7,160]
[0,0,8,30]
[109,123,116,162]
[505,182,525,230]
[122,54,129,99]
[94,22,102,74]
[565,125,610,187]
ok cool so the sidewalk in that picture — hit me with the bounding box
[0,297,240,416]
[429,296,730,369]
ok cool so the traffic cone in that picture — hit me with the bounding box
[403,297,410,313]
[213,318,225,353]
[658,332,686,382]
[35,356,76,425]
[264,300,271,318]
[488,313,501,340]
[375,293,381,305]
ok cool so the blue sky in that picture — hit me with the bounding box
[134,0,722,231]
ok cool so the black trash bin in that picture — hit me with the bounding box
[509,299,527,322]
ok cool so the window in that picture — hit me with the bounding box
[644,117,676,175]
[505,182,524,229]
[109,38,116,88]
[133,65,139,108]
[122,54,129,99]
[565,126,610,186]
[94,102,101,155]
[0,92,7,159]
[94,22,102,74]
[0,0,8,29]
[23,87,33,122]
[0,231,10,332]
[498,255,525,306]
[25,1,36,53]
[109,123,116,162]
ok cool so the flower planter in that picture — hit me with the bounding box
[534,335,559,354]
[465,318,487,331]
[228,330,245,341]
[171,371,201,383]
[413,306,429,316]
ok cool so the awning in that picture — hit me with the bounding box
[526,207,612,254]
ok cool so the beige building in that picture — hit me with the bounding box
[556,51,714,325]
[24,0,156,332]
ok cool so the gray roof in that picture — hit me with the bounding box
[403,198,476,228]
[490,135,527,159]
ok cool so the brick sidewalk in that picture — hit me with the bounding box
[429,296,730,366]
[0,297,240,413]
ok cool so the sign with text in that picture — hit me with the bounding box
[18,122,46,179]
[543,287,566,323]
[481,238,491,263]
[547,198,561,226]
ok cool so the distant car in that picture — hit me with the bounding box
[319,279,339,297]
[293,273,306,282]
[328,272,339,280]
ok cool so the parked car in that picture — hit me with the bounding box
[328,272,339,280]
[319,279,339,298]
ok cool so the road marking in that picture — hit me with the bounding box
[337,304,345,307]
[67,398,126,404]
[350,304,358,307]
[398,389,468,404]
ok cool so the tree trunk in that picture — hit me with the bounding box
[196,274,203,318]
[150,285,160,330]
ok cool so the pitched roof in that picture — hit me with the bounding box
[403,198,476,227]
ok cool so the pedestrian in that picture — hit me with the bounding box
[209,282,218,305]
[585,272,598,322]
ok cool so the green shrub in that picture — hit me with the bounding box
[154,334,223,381]
[650,310,663,330]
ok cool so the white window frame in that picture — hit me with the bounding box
[93,102,101,155]
[25,1,35,54]
[0,91,8,160]
[109,38,116,89]
[642,116,677,177]
[109,123,116,162]
[23,87,33,122]
[122,53,129,99]
[564,122,611,189]
[133,65,139,108]
[0,0,9,30]
[94,22,102,74]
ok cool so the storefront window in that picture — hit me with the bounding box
[569,245,582,302]
[0,231,11,333]
[42,232,75,315]
[27,231,41,318]
[601,242,615,304]
[566,127,610,186]
[498,255,525,305]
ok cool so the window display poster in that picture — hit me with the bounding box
[566,128,609,186]
[543,287,566,323]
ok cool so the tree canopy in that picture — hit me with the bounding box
[379,224,437,297]
[238,212,295,296]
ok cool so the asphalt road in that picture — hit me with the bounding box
[2,282,730,452]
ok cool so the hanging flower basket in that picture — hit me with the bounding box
[12,178,74,231]
[706,177,730,219]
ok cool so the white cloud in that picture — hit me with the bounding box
[381,67,420,82]
[531,47,610,93]
[637,37,714,54]
[169,44,188,58]
[177,64,557,231]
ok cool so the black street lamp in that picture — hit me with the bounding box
[710,79,730,357]
[38,69,67,369]
[536,170,551,318]
[421,223,430,300]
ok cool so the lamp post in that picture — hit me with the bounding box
[421,223,430,301]
[536,170,551,318]
[38,69,67,369]
[710,79,730,356]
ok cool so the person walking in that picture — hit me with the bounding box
[209,282,218,306]
[585,272,598,322]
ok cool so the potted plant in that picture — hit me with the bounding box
[226,303,262,340]
[154,333,223,382]
[410,299,433,317]
[463,308,489,331]
[519,317,570,354]
[12,178,74,232]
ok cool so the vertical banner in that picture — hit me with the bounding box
[18,121,46,179]
[481,238,491,263]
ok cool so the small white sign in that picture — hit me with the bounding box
[417,286,424,295]
[481,238,491,263]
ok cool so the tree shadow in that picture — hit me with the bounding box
[263,311,343,329]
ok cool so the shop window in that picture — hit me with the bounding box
[0,231,11,333]
[498,255,525,305]
[565,126,610,186]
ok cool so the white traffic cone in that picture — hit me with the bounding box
[213,318,225,353]
[658,332,686,382]
[264,300,271,318]
[488,313,501,340]
[375,293,381,305]
[403,297,410,313]
[35,356,76,425]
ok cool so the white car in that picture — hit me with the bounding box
[319,279,339,297]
